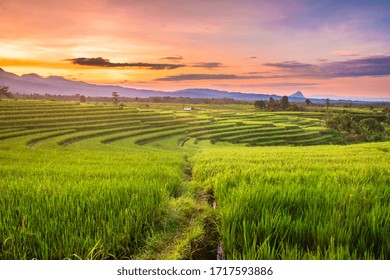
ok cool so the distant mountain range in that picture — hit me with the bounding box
[0,68,387,104]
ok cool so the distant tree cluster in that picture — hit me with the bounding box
[254,96,308,111]
[0,86,13,99]
[325,112,387,142]
[383,107,390,124]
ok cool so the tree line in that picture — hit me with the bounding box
[254,96,315,111]
[0,89,250,105]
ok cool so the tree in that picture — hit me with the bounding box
[280,96,289,110]
[325,113,354,132]
[79,95,86,103]
[383,107,390,124]
[112,92,119,106]
[267,96,275,111]
[305,98,312,106]
[0,86,13,98]
[254,100,267,109]
[358,118,384,140]
[289,103,300,111]
[325,98,330,109]
[325,114,385,142]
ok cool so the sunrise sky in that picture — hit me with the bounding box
[1,0,389,99]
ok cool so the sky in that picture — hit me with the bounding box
[1,0,389,99]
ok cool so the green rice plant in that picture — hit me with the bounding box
[220,127,303,142]
[57,124,149,146]
[0,145,184,259]
[192,142,390,259]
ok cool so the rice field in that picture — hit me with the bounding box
[0,99,388,260]
[0,140,185,259]
[0,100,340,148]
[191,143,390,259]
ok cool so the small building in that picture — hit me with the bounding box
[183,107,192,111]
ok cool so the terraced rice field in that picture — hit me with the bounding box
[0,100,340,148]
[0,99,388,260]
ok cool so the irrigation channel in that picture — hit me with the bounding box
[183,155,224,260]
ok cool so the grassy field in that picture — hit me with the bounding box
[0,99,388,260]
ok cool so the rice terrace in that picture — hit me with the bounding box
[0,97,388,260]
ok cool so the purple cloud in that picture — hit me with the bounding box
[263,61,315,69]
[160,56,184,61]
[67,57,185,70]
[263,56,390,78]
[320,56,390,78]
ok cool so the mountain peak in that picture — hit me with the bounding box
[21,73,42,79]
[289,91,305,98]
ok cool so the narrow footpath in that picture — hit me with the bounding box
[184,155,223,260]
[136,154,224,259]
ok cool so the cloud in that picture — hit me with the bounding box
[190,62,224,69]
[66,57,185,70]
[263,61,315,69]
[155,73,265,81]
[160,56,183,61]
[320,56,390,78]
[247,56,257,59]
[67,57,228,71]
[263,56,390,78]
[67,57,227,71]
